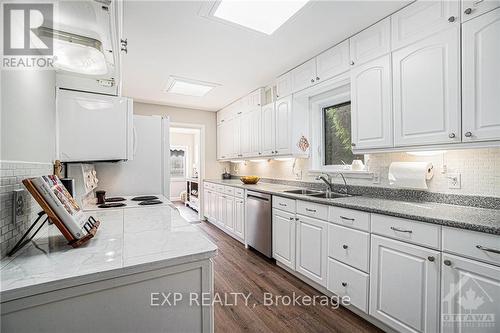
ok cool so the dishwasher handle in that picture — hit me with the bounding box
[247,191,271,202]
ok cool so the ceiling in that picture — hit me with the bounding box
[122,0,409,112]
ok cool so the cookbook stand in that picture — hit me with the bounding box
[7,179,101,257]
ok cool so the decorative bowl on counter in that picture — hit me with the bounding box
[240,176,260,184]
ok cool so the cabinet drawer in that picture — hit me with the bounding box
[327,258,369,313]
[371,214,441,249]
[328,224,370,272]
[296,200,328,220]
[203,182,210,189]
[206,182,216,190]
[234,188,245,198]
[329,207,370,232]
[215,184,225,193]
[224,186,235,196]
[443,227,500,266]
[273,196,296,213]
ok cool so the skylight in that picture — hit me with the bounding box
[213,0,310,35]
[164,76,219,97]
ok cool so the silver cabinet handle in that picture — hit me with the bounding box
[390,226,413,233]
[342,244,348,249]
[448,16,456,22]
[341,282,347,287]
[351,142,356,147]
[465,131,473,137]
[428,256,435,262]
[305,208,317,212]
[289,217,294,220]
[310,79,315,83]
[316,76,320,81]
[350,61,354,65]
[448,133,456,138]
[295,217,299,221]
[340,216,355,221]
[444,259,452,266]
[464,7,472,14]
[279,203,287,206]
[476,245,500,254]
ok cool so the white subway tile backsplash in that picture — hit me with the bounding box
[0,160,53,258]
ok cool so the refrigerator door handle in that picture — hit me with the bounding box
[133,126,138,158]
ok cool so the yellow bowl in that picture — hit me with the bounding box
[240,176,260,184]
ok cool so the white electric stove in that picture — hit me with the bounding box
[83,194,171,212]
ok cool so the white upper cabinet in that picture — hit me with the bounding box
[56,89,133,162]
[316,40,350,81]
[261,102,276,156]
[275,96,293,155]
[276,72,292,99]
[462,8,500,142]
[393,27,461,147]
[247,89,263,107]
[241,107,262,157]
[370,235,440,333]
[462,0,500,22]
[349,17,391,67]
[290,58,317,93]
[391,0,460,50]
[351,54,393,149]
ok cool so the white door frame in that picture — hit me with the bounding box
[170,122,206,220]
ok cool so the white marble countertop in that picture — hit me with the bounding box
[0,204,217,302]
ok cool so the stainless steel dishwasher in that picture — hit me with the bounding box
[246,191,272,258]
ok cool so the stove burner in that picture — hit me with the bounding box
[138,200,163,206]
[98,203,127,208]
[105,197,126,202]
[131,196,159,201]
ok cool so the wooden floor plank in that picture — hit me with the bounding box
[196,221,383,333]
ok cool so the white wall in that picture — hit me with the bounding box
[134,102,227,179]
[1,70,56,163]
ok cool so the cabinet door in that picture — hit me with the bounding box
[275,96,292,155]
[393,27,461,147]
[391,0,460,50]
[351,54,393,149]
[349,17,391,67]
[240,111,252,157]
[232,115,241,157]
[261,103,276,155]
[216,194,225,227]
[272,209,296,269]
[217,122,231,160]
[209,191,217,221]
[234,199,245,240]
[290,58,317,93]
[441,253,500,333]
[370,235,440,333]
[276,72,292,99]
[203,189,211,219]
[462,8,500,142]
[316,40,350,81]
[296,215,328,286]
[462,0,500,22]
[249,107,262,156]
[224,196,234,232]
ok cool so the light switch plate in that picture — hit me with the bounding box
[447,173,461,189]
[13,189,27,223]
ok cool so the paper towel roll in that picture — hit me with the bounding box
[388,162,434,190]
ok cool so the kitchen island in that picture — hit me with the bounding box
[0,204,217,333]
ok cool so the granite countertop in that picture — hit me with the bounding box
[0,204,217,302]
[205,179,500,235]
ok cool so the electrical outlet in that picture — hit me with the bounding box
[13,189,26,223]
[447,173,461,189]
[372,172,381,184]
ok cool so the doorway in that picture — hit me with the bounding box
[169,124,204,220]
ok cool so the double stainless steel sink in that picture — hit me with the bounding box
[282,189,353,199]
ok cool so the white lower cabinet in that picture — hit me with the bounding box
[441,253,500,333]
[272,209,296,270]
[234,198,245,240]
[370,235,440,333]
[295,215,328,287]
[204,183,245,243]
[327,258,369,313]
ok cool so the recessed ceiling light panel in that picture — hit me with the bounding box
[211,0,310,35]
[164,76,219,97]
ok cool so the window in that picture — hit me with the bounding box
[323,102,363,166]
[170,147,187,178]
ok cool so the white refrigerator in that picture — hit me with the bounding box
[95,115,170,197]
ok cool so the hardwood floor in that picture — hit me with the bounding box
[196,221,382,333]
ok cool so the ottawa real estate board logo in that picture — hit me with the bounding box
[2,3,54,69]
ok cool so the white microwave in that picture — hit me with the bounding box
[56,89,134,162]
